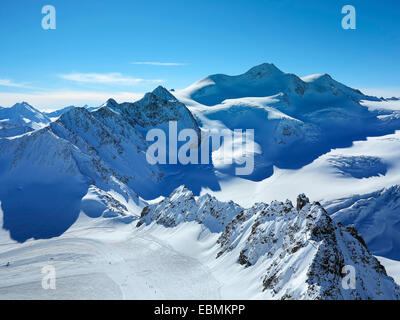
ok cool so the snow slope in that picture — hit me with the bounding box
[378,256,400,285]
[0,213,221,299]
[327,185,400,260]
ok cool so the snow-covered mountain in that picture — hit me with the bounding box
[0,102,50,130]
[177,63,400,180]
[138,186,400,299]
[43,105,76,119]
[0,102,51,137]
[326,185,400,261]
[0,86,204,242]
[44,104,102,119]
[181,63,376,106]
[183,63,306,106]
[1,66,400,242]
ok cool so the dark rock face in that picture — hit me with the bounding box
[297,193,310,211]
[345,226,368,249]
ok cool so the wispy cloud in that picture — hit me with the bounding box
[132,62,187,66]
[0,90,144,108]
[59,72,163,85]
[0,79,33,89]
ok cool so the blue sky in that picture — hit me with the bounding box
[0,0,399,108]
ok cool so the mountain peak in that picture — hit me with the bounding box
[105,98,118,106]
[151,86,177,101]
[170,185,193,200]
[12,101,35,111]
[0,101,50,131]
[244,63,284,77]
[16,101,30,106]
[296,193,310,211]
[9,102,44,117]
[58,106,90,122]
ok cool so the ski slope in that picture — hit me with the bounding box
[0,214,221,300]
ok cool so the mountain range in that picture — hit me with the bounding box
[1,63,400,299]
